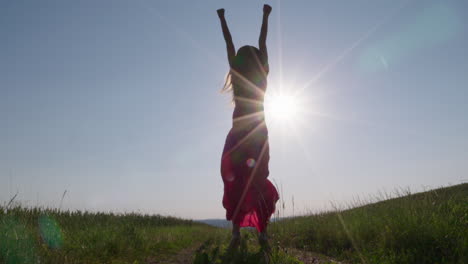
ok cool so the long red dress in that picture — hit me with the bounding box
[220,58,279,232]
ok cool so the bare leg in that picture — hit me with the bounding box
[259,227,271,252]
[232,222,240,235]
[228,222,241,250]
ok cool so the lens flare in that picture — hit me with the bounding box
[38,214,63,249]
[225,173,235,182]
[246,158,256,168]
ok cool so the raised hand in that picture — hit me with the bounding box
[217,8,225,18]
[259,4,271,60]
[263,4,272,16]
[217,8,235,66]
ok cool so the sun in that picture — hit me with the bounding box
[264,90,302,124]
[265,94,298,120]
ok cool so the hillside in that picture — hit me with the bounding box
[0,206,226,264]
[268,183,468,264]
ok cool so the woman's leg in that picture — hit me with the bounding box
[228,222,241,249]
[232,222,240,236]
[259,227,271,252]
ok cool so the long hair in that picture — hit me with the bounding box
[222,45,267,104]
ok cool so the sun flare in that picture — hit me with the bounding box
[264,88,303,124]
[265,94,298,120]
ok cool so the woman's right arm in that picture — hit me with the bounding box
[217,9,236,67]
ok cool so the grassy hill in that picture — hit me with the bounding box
[0,206,226,264]
[269,183,468,264]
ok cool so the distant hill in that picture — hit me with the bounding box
[196,216,289,228]
[195,218,232,228]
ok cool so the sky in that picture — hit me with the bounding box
[1,0,467,219]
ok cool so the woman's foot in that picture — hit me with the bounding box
[227,232,241,250]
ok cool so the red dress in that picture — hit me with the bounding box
[220,73,279,232]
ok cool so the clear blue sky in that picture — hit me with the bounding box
[1,0,467,219]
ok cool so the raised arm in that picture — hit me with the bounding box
[259,5,272,60]
[217,9,236,67]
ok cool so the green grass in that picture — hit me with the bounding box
[0,206,225,264]
[269,183,468,264]
[193,231,302,264]
[2,184,466,263]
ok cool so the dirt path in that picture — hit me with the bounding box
[145,242,347,264]
[286,248,347,264]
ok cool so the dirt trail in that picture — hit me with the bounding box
[286,248,347,264]
[145,243,347,264]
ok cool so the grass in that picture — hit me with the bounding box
[269,183,468,264]
[192,230,302,264]
[0,206,225,264]
[1,183,466,263]
[0,206,302,263]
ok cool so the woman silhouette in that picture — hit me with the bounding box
[217,4,279,250]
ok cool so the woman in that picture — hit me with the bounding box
[217,4,279,250]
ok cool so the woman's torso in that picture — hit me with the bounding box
[231,64,268,130]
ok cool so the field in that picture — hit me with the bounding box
[1,183,466,263]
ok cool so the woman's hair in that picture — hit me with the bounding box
[222,45,267,103]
